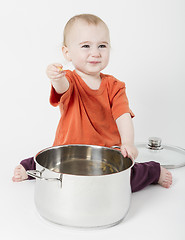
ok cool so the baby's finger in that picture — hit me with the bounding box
[50,72,66,80]
[121,147,128,158]
[128,152,134,160]
[57,66,64,72]
[53,63,63,68]
[47,68,63,76]
[46,64,60,74]
[53,64,63,71]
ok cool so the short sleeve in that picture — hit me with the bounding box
[111,82,135,120]
[50,86,62,107]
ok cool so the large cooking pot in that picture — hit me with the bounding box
[27,145,134,228]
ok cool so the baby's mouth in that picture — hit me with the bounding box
[88,61,101,64]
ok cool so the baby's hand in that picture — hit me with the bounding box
[46,63,65,81]
[120,144,138,160]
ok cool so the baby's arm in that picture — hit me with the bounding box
[46,63,69,94]
[116,113,138,160]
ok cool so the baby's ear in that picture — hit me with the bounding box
[62,46,72,61]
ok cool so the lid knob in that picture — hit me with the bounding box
[148,137,163,150]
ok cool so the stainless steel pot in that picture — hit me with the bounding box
[27,145,134,228]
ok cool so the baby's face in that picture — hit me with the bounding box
[63,20,110,76]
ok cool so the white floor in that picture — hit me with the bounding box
[1,164,185,240]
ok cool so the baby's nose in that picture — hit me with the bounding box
[91,47,101,57]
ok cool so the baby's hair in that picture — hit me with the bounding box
[63,14,109,46]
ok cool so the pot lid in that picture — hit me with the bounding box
[135,137,185,169]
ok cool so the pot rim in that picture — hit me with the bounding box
[33,144,135,177]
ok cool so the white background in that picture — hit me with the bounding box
[0,0,185,240]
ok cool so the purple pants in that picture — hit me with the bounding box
[20,157,160,193]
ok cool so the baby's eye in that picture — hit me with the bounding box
[99,44,107,48]
[81,45,90,48]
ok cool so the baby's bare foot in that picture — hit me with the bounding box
[158,166,172,188]
[12,164,28,182]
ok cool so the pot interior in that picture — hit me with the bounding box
[35,145,133,176]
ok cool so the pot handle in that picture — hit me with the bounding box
[27,170,61,181]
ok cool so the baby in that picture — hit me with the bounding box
[12,14,172,191]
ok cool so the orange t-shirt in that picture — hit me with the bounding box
[50,70,134,147]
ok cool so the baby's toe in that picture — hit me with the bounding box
[12,176,21,182]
